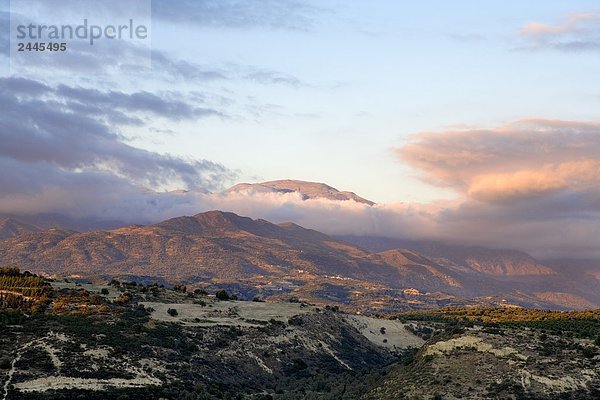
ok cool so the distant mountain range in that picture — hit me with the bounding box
[0,217,40,240]
[226,179,375,205]
[0,210,598,312]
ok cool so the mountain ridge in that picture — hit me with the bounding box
[0,210,597,311]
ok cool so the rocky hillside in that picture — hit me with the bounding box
[0,276,409,400]
[1,274,599,400]
[364,307,600,400]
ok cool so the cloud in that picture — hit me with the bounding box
[519,12,600,51]
[0,76,235,219]
[243,67,305,88]
[3,95,598,259]
[398,119,600,202]
[152,0,322,31]
[168,188,597,259]
[385,118,600,258]
[55,85,224,121]
[7,37,305,90]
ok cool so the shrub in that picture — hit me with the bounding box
[0,267,20,276]
[167,308,178,317]
[100,288,109,295]
[113,293,131,304]
[174,284,187,293]
[215,289,230,301]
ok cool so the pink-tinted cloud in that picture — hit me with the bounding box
[521,13,599,36]
[387,118,600,258]
[519,12,600,51]
[398,119,600,203]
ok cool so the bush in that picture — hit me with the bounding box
[167,308,178,317]
[0,267,21,276]
[100,288,109,295]
[113,293,131,304]
[215,290,230,301]
[174,284,187,293]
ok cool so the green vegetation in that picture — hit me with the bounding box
[0,267,51,313]
[215,289,231,301]
[167,308,178,316]
[173,284,187,293]
[396,306,600,339]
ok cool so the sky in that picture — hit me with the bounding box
[1,0,599,258]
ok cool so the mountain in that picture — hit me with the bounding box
[336,236,555,277]
[226,179,375,205]
[0,211,597,311]
[0,213,128,232]
[0,217,40,240]
[0,211,398,285]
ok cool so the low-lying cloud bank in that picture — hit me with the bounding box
[3,186,599,259]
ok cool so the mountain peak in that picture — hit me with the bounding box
[226,179,375,205]
[151,210,253,234]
